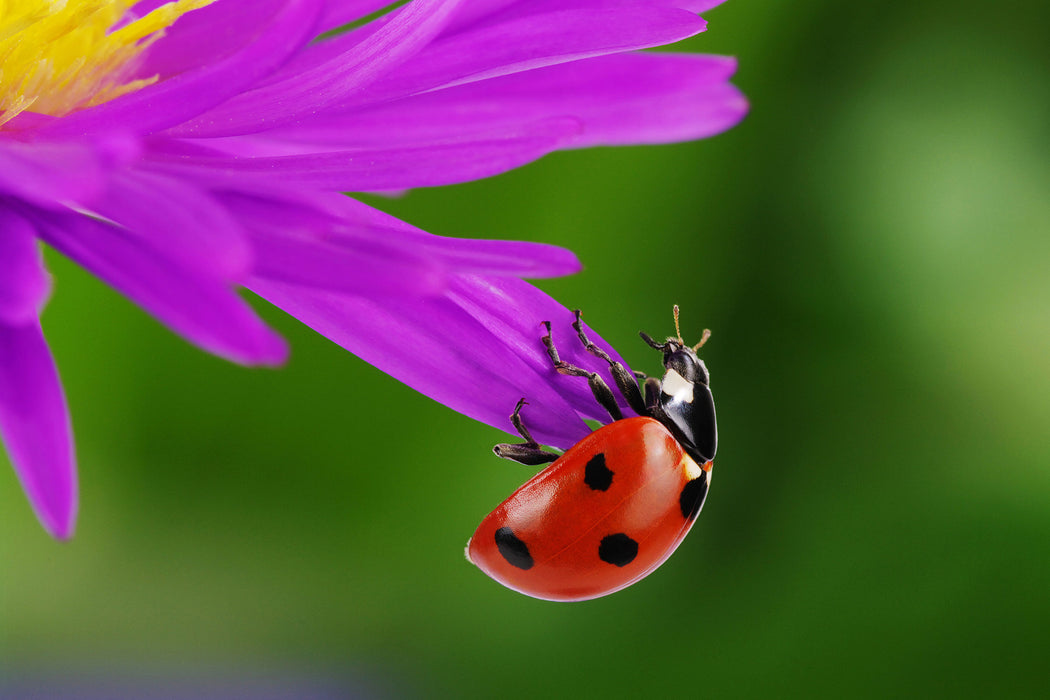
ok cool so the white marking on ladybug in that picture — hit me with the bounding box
[661,368,694,404]
[682,455,703,481]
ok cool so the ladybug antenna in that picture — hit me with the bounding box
[673,304,684,344]
[693,328,711,352]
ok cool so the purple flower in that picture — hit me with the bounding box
[0,0,746,539]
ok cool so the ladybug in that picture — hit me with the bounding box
[467,307,717,601]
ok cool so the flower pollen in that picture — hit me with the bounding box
[0,0,213,125]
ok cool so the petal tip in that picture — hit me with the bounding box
[257,329,292,367]
[50,520,77,541]
[35,493,77,541]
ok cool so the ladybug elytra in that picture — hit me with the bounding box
[467,307,717,601]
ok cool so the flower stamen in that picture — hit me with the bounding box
[0,0,214,125]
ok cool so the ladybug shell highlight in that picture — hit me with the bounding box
[467,416,712,602]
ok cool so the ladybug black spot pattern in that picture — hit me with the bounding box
[598,533,639,567]
[583,453,614,491]
[679,474,709,521]
[495,527,534,570]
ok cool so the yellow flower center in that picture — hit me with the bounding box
[0,0,214,125]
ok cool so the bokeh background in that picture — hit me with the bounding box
[3,0,1049,697]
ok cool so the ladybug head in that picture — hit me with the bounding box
[639,305,711,384]
[645,338,710,388]
[639,307,717,464]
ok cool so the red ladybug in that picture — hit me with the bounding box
[467,307,717,601]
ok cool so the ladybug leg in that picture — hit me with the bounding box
[571,310,648,416]
[638,330,672,414]
[643,377,662,411]
[493,398,560,466]
[542,322,623,422]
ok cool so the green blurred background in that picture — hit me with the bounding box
[3,0,1050,697]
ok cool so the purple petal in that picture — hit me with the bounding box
[367,229,583,279]
[172,0,464,137]
[149,117,580,191]
[0,320,77,539]
[341,208,583,279]
[29,209,288,366]
[444,1,709,35]
[250,229,448,296]
[317,0,395,33]
[41,0,324,138]
[215,189,580,296]
[441,0,526,32]
[688,0,728,12]
[340,6,706,107]
[133,0,302,78]
[89,170,253,282]
[219,192,448,296]
[276,52,745,149]
[250,274,636,449]
[0,210,50,325]
[252,191,583,278]
[247,7,396,90]
[0,139,112,208]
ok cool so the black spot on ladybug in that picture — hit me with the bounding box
[679,474,709,521]
[598,533,638,567]
[495,527,534,570]
[583,453,613,491]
